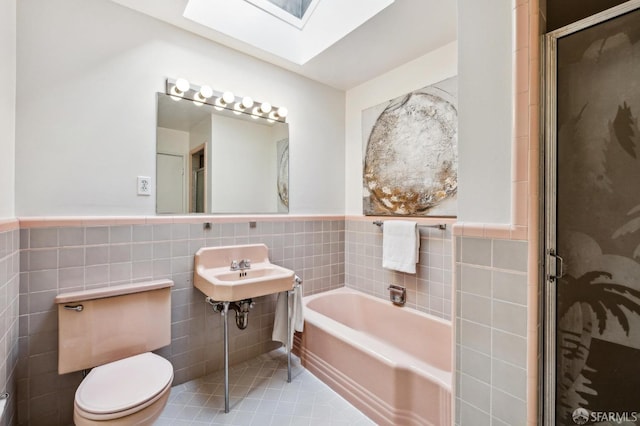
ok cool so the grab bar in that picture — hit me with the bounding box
[372,220,446,230]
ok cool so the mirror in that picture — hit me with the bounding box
[156,93,289,214]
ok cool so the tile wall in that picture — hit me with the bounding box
[344,219,454,320]
[454,236,529,426]
[17,217,345,426]
[0,225,19,426]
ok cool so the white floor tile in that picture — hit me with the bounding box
[159,349,370,425]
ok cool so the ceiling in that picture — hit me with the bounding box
[110,0,457,90]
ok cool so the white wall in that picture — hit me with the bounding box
[457,0,512,223]
[0,0,16,218]
[345,42,458,215]
[157,127,189,155]
[189,117,210,152]
[210,115,277,213]
[15,0,345,216]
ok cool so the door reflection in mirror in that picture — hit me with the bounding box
[156,93,289,214]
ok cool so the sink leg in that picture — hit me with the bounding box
[287,290,291,383]
[222,301,230,413]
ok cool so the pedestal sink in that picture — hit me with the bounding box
[193,244,294,301]
[193,244,297,414]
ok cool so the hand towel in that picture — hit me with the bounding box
[272,282,304,349]
[382,220,420,274]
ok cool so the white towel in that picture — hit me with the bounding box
[382,220,420,274]
[272,284,304,349]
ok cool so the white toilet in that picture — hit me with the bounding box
[55,279,174,425]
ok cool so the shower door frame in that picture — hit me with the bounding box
[542,2,640,425]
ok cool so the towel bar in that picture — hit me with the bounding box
[372,220,446,230]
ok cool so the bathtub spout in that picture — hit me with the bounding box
[388,285,406,306]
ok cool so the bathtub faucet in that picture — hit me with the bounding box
[388,285,406,306]
[230,259,251,271]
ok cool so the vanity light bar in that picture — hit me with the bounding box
[165,78,288,122]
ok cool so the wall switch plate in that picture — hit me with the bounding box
[137,176,151,196]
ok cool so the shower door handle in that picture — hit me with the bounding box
[547,249,564,282]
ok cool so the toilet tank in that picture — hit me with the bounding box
[55,279,173,374]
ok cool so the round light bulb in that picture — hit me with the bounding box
[252,106,263,116]
[169,86,184,100]
[277,106,288,118]
[175,78,190,94]
[198,85,213,99]
[241,96,254,109]
[221,91,235,105]
[259,102,272,114]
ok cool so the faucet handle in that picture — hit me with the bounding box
[243,259,251,268]
[230,260,239,270]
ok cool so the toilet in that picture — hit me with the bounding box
[55,279,174,425]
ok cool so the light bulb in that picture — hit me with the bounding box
[259,102,272,114]
[252,106,263,116]
[175,78,190,94]
[277,106,288,118]
[221,91,235,105]
[241,96,254,109]
[198,85,213,99]
[169,86,183,100]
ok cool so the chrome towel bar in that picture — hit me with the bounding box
[372,220,446,230]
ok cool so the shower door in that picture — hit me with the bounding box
[544,2,640,425]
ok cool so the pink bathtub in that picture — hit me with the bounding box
[294,287,452,426]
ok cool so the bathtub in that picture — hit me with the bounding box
[294,287,451,426]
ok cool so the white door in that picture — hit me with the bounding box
[157,153,185,214]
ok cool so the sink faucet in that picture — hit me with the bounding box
[230,259,251,271]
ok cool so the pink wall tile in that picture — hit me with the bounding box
[515,5,530,50]
[512,181,529,227]
[515,91,530,138]
[483,225,512,240]
[0,219,19,232]
[511,226,528,241]
[515,47,531,94]
[461,224,485,238]
[513,137,530,182]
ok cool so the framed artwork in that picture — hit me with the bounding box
[362,76,458,216]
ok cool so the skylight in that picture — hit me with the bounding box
[243,0,320,29]
[183,0,394,65]
[268,0,313,19]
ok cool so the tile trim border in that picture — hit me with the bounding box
[0,218,19,232]
[18,214,346,228]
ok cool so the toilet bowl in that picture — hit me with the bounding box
[73,352,173,425]
[55,280,174,425]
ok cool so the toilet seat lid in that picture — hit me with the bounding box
[75,352,173,415]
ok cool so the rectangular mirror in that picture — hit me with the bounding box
[156,93,289,214]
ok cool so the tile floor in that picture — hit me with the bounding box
[156,349,375,425]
